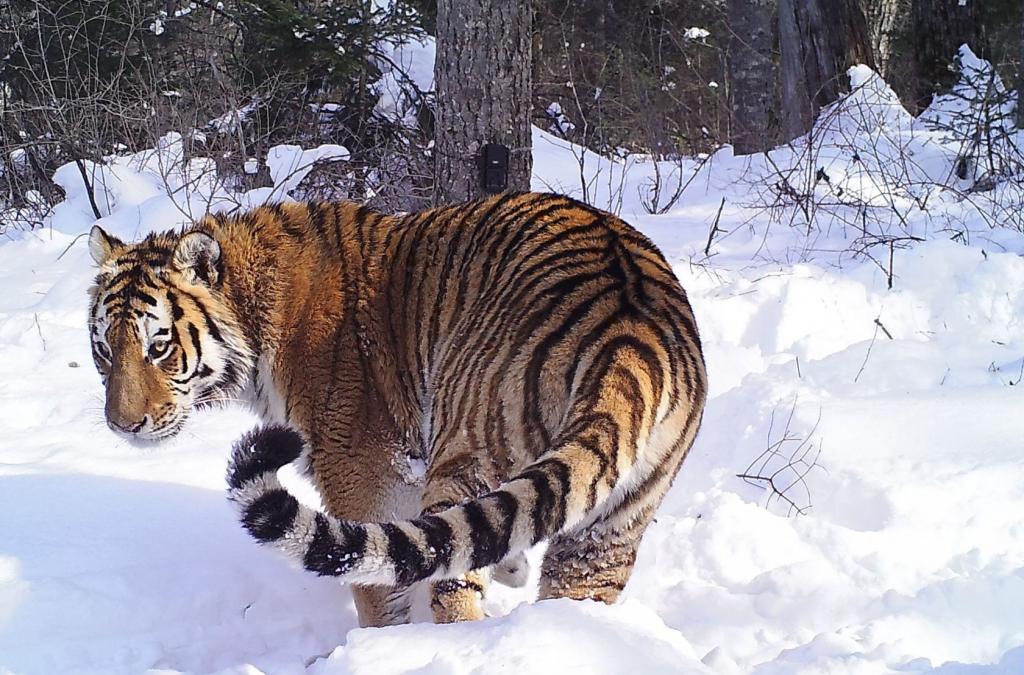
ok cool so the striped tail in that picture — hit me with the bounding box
[226,414,645,587]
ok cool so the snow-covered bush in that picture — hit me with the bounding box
[919,45,1023,186]
[737,46,1024,280]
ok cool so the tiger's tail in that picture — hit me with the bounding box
[226,345,700,586]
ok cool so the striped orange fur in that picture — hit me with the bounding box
[88,192,707,626]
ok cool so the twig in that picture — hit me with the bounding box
[737,401,824,517]
[873,318,893,340]
[33,313,46,351]
[999,358,1024,386]
[73,158,103,220]
[57,232,89,261]
[855,316,885,383]
[704,196,726,256]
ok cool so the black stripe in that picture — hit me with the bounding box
[227,425,305,489]
[167,291,184,321]
[382,523,428,585]
[463,501,500,570]
[521,281,618,450]
[516,461,570,544]
[434,578,485,595]
[307,201,327,241]
[188,322,203,361]
[576,434,609,510]
[133,289,158,306]
[218,358,241,393]
[174,287,224,343]
[610,365,648,453]
[540,459,571,536]
[333,202,346,251]
[414,514,454,574]
[303,513,368,577]
[523,468,554,544]
[242,488,299,542]
[177,325,190,375]
[106,266,144,289]
[436,243,606,401]
[591,413,623,486]
[577,335,664,405]
[487,491,518,562]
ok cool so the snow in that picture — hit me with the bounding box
[545,102,576,136]
[309,601,710,675]
[2,51,1024,675]
[684,27,711,41]
[372,33,434,126]
[263,145,351,200]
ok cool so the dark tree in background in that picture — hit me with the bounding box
[863,0,904,79]
[728,0,777,154]
[778,0,875,141]
[910,0,987,112]
[1019,0,1024,128]
[433,0,533,204]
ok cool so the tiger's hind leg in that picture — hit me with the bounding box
[539,402,698,603]
[538,504,656,604]
[352,584,416,627]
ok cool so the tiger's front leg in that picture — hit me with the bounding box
[309,434,424,628]
[430,572,488,623]
[420,465,495,623]
[352,585,416,628]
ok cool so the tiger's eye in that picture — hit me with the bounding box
[148,340,170,360]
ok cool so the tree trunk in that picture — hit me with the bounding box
[433,0,533,205]
[910,0,986,113]
[778,0,875,142]
[1019,0,1024,128]
[863,0,903,78]
[728,0,776,155]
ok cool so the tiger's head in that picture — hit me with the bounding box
[87,224,253,441]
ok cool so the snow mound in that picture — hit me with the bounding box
[43,134,351,242]
[310,600,710,675]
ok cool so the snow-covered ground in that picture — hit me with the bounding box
[3,53,1024,674]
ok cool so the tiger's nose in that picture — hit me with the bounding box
[106,411,147,434]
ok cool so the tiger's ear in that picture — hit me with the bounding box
[88,225,124,265]
[173,231,222,286]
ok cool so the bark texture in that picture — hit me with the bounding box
[1019,0,1024,128]
[728,0,777,155]
[433,0,533,205]
[863,0,904,78]
[778,0,875,142]
[910,0,987,112]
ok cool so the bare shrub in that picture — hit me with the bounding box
[737,401,824,517]
[0,0,432,230]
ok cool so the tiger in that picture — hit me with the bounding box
[87,191,707,628]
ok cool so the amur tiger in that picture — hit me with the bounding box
[87,192,707,628]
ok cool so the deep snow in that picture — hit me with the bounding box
[2,56,1024,674]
